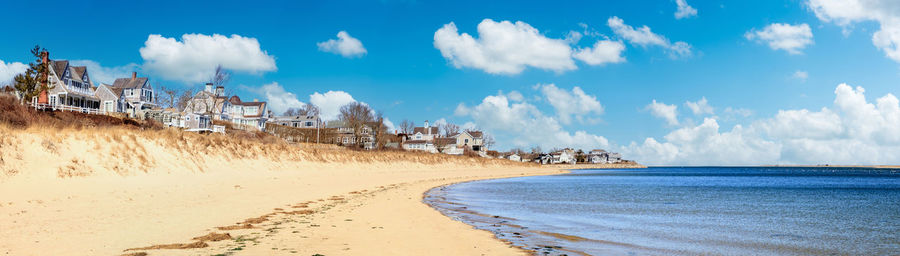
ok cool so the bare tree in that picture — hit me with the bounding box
[175,87,195,111]
[210,64,231,87]
[301,103,320,116]
[398,119,414,134]
[531,146,543,154]
[371,110,387,149]
[483,133,496,150]
[433,137,455,153]
[283,108,301,116]
[156,83,177,109]
[339,102,375,148]
[439,122,460,137]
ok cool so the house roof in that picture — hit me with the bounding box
[111,77,148,89]
[403,140,429,144]
[434,137,457,145]
[70,66,87,81]
[51,60,68,80]
[467,131,483,138]
[228,96,260,106]
[413,126,438,134]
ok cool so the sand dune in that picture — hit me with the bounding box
[0,125,562,255]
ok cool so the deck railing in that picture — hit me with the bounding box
[33,103,102,115]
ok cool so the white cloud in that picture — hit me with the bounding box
[317,31,367,58]
[607,16,693,57]
[258,82,305,114]
[139,33,277,83]
[310,90,357,121]
[792,70,809,81]
[433,19,577,74]
[573,40,626,65]
[646,100,679,125]
[69,60,139,85]
[745,23,814,54]
[537,84,604,124]
[455,93,609,150]
[506,90,524,102]
[0,60,28,85]
[625,83,900,165]
[383,118,396,133]
[675,0,698,19]
[623,118,781,165]
[684,97,714,115]
[808,0,900,62]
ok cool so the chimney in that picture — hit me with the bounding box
[253,99,258,102]
[425,120,430,135]
[131,72,137,79]
[205,82,213,93]
[41,51,49,65]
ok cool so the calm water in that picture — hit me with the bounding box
[426,167,900,255]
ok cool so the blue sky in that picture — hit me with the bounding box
[2,0,900,165]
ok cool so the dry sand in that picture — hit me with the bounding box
[0,126,564,255]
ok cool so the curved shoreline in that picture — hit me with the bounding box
[423,173,591,256]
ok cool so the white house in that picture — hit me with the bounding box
[227,96,268,131]
[550,148,576,164]
[403,120,439,152]
[508,154,521,162]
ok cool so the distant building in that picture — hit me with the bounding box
[327,120,378,150]
[588,149,623,164]
[550,148,576,164]
[109,72,155,117]
[184,83,229,120]
[227,96,268,131]
[270,114,322,129]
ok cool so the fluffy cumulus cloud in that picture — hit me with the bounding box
[646,100,679,125]
[607,16,692,57]
[572,40,626,65]
[69,60,140,85]
[433,19,577,74]
[675,0,698,19]
[258,82,306,114]
[625,83,900,165]
[808,0,900,62]
[745,23,814,54]
[317,31,367,58]
[455,92,609,150]
[685,97,714,115]
[140,33,277,83]
[0,60,28,84]
[537,84,604,124]
[310,90,357,121]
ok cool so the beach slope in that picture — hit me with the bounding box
[0,125,562,255]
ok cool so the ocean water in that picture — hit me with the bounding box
[425,167,900,255]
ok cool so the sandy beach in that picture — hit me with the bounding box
[0,126,566,255]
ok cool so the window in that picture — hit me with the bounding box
[306,121,313,127]
[465,139,469,144]
[49,96,57,106]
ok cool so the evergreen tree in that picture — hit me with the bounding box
[13,45,52,102]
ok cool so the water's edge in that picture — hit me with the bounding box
[423,173,588,256]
